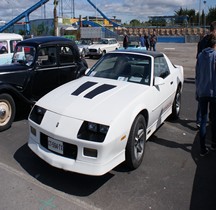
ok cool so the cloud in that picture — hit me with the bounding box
[94,0,197,22]
[0,0,199,23]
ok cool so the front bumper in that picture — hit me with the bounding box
[28,112,125,176]
[28,136,124,176]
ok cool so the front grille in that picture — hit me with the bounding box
[40,133,77,159]
[89,49,97,52]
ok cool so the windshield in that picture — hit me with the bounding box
[99,39,109,44]
[80,39,92,45]
[87,53,152,85]
[12,46,36,66]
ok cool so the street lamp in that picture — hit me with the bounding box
[203,0,207,34]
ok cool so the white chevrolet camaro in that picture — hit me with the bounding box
[28,49,184,176]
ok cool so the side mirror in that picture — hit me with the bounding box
[154,76,165,86]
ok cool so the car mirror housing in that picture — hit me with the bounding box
[154,76,165,86]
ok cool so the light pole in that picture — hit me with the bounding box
[199,0,201,26]
[54,0,58,36]
[203,0,207,34]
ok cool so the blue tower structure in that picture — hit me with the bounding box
[86,0,121,28]
[0,0,50,35]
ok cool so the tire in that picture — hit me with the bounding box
[0,94,16,132]
[170,86,181,120]
[126,114,146,169]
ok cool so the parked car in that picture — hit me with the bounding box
[0,33,23,65]
[118,41,147,50]
[88,38,120,58]
[0,36,87,131]
[76,39,93,57]
[28,49,184,176]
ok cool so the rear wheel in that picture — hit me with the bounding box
[0,94,16,132]
[170,86,181,120]
[126,114,146,169]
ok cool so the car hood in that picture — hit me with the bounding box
[37,76,149,125]
[78,44,91,48]
[88,44,108,49]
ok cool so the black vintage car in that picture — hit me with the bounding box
[0,36,88,131]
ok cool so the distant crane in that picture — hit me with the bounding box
[0,0,120,35]
[58,0,75,18]
[0,0,50,35]
[86,0,121,27]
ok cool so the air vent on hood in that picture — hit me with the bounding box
[71,81,97,96]
[84,84,116,99]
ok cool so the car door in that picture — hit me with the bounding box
[31,46,59,100]
[149,56,174,125]
[108,39,118,52]
[154,56,175,118]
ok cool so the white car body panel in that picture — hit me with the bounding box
[28,50,184,176]
[88,38,120,56]
[0,33,23,65]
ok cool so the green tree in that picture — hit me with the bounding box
[37,23,45,35]
[201,10,205,26]
[18,29,25,35]
[129,19,141,26]
[206,7,216,25]
[174,7,196,26]
[174,7,184,16]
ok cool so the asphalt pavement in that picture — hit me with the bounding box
[0,161,98,210]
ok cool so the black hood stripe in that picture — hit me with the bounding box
[72,81,97,96]
[84,84,116,99]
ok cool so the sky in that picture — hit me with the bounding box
[1,0,215,24]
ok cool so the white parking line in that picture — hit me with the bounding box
[163,48,176,50]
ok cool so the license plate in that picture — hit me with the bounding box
[48,137,63,155]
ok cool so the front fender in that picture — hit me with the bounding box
[0,83,33,105]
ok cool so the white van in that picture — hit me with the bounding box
[0,33,23,65]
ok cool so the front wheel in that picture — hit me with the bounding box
[0,94,16,132]
[170,86,181,120]
[126,114,146,170]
